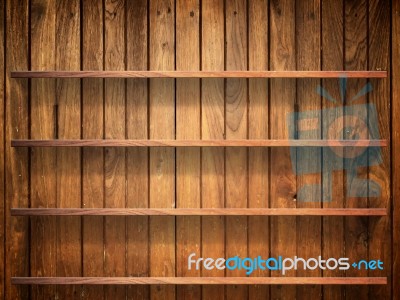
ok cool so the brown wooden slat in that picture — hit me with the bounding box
[81,0,105,299]
[11,139,388,147]
[295,1,322,299]
[126,0,149,299]
[176,0,201,299]
[55,1,81,299]
[149,1,176,299]
[393,0,400,299]
[11,277,388,285]
[10,208,387,216]
[321,1,345,299]
[10,70,388,78]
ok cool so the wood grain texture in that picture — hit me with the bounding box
[126,1,150,299]
[81,0,104,298]
[0,0,5,297]
[295,1,321,299]
[201,1,225,299]
[368,0,391,298]
[225,1,248,299]
[321,0,345,299]
[344,1,369,299]
[104,0,126,299]
[269,0,297,298]
[30,0,57,298]
[10,70,388,78]
[176,0,201,299]
[11,208,387,216]
[248,1,269,298]
[5,0,30,299]
[11,139,388,147]
[149,1,176,299]
[11,276,388,285]
[392,1,400,299]
[55,1,81,298]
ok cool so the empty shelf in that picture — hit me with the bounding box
[12,277,387,285]
[11,208,387,216]
[11,70,387,78]
[11,139,387,147]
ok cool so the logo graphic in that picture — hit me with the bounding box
[287,76,382,202]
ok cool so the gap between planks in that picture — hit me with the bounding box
[10,208,387,216]
[11,139,388,147]
[10,70,387,78]
[11,277,387,285]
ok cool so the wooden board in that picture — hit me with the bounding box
[81,0,104,298]
[295,1,321,299]
[176,0,201,299]
[321,0,345,299]
[11,276,388,285]
[0,0,5,297]
[344,1,369,299]
[201,1,225,300]
[225,1,248,299]
[104,0,126,298]
[55,1,81,298]
[10,70,388,78]
[149,1,176,299]
[10,208,387,216]
[30,0,57,298]
[11,139,388,147]
[248,1,269,298]
[269,0,297,299]
[392,1,400,299]
[368,0,391,298]
[126,0,150,299]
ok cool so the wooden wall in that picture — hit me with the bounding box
[0,0,398,299]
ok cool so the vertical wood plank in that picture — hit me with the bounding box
[5,0,30,298]
[0,0,5,297]
[295,0,321,299]
[368,0,391,298]
[393,1,400,299]
[126,0,149,299]
[201,0,225,299]
[225,1,248,299]
[55,1,81,298]
[321,0,345,299]
[30,0,57,298]
[344,1,369,298]
[149,1,175,299]
[82,0,104,298]
[248,0,269,299]
[269,0,297,299]
[104,0,126,299]
[176,0,201,299]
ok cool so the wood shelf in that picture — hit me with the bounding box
[11,139,387,147]
[11,277,387,285]
[11,70,387,78]
[11,208,387,216]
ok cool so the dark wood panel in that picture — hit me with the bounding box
[11,277,388,285]
[10,70,388,78]
[30,0,57,298]
[392,1,400,299]
[81,0,104,298]
[11,139,388,147]
[55,1,81,298]
[11,208,387,216]
[126,0,150,299]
